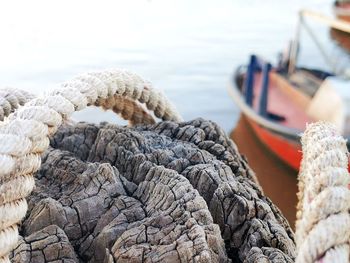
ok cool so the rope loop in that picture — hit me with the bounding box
[0,69,182,262]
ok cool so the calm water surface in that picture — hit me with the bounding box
[0,0,342,132]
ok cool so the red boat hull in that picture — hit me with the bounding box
[246,117,302,171]
[231,58,349,171]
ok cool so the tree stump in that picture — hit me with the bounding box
[10,118,296,263]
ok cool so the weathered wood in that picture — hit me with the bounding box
[11,118,296,262]
[10,225,78,262]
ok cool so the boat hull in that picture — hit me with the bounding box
[229,53,350,171]
[330,28,350,52]
[229,64,305,170]
[245,116,302,170]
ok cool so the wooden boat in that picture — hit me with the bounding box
[228,10,350,170]
[334,1,350,22]
[328,5,350,53]
[330,28,350,53]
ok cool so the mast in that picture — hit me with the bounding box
[288,11,302,75]
[288,9,350,76]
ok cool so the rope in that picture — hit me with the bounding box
[2,71,349,263]
[0,88,34,121]
[0,69,182,262]
[295,122,350,263]
[96,94,155,125]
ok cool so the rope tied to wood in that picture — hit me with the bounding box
[0,69,182,262]
[296,122,350,263]
[4,68,350,262]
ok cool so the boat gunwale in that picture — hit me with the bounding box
[228,68,350,145]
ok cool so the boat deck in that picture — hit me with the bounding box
[289,70,321,97]
[251,72,314,131]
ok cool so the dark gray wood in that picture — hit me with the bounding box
[11,118,296,263]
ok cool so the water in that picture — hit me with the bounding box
[0,0,342,133]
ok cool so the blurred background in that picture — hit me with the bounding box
[0,0,345,226]
[0,0,335,130]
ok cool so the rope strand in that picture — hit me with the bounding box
[0,89,34,121]
[296,122,350,263]
[0,69,182,262]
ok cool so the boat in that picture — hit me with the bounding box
[228,10,350,170]
[329,4,350,53]
[334,0,350,22]
[330,27,350,53]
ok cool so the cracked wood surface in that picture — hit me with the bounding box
[10,118,296,262]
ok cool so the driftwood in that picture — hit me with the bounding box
[10,118,296,262]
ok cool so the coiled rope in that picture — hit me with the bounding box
[296,122,350,263]
[0,69,182,263]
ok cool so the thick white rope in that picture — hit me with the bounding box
[0,88,34,121]
[0,69,182,262]
[296,122,350,263]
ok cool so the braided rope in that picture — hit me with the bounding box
[96,94,155,125]
[296,122,350,263]
[0,88,34,121]
[0,69,182,262]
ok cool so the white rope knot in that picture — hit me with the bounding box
[0,69,183,262]
[296,122,350,263]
